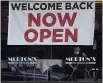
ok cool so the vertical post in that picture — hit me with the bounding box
[48,45,52,81]
[48,68,51,81]
[33,64,35,81]
[50,45,52,59]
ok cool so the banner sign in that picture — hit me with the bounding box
[8,2,95,45]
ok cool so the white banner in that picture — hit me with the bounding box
[8,1,95,45]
